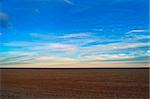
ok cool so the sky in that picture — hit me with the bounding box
[0,0,149,68]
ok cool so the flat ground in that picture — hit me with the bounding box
[0,69,149,99]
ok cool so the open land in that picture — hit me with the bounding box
[0,69,149,99]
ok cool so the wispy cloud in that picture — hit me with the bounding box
[132,35,150,40]
[1,29,149,67]
[0,12,8,28]
[3,41,42,47]
[35,56,78,63]
[0,51,79,67]
[0,52,35,65]
[83,42,149,53]
[30,33,57,40]
[33,43,77,53]
[127,29,149,34]
[58,32,91,39]
[125,29,150,41]
[63,0,74,5]
[30,32,91,39]
[92,28,103,32]
[82,54,137,61]
[30,32,96,46]
[0,47,149,67]
[3,41,78,54]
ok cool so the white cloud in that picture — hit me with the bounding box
[31,32,91,39]
[2,28,149,67]
[48,43,77,53]
[124,35,150,41]
[134,35,150,40]
[92,28,103,32]
[4,41,42,47]
[125,29,150,41]
[29,32,96,46]
[82,42,149,53]
[32,43,78,54]
[34,9,40,13]
[0,12,12,29]
[82,54,137,61]
[127,30,149,34]
[36,56,77,62]
[64,0,74,5]
[0,51,36,65]
[3,41,78,54]
[58,32,91,39]
[0,12,8,20]
[30,33,56,40]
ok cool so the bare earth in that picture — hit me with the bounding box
[0,69,149,99]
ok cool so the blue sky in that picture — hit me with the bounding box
[0,0,149,67]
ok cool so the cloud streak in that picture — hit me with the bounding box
[0,12,10,29]
[63,0,74,5]
[58,32,91,39]
[1,29,149,67]
[127,29,149,34]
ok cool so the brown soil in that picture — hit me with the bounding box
[0,69,149,99]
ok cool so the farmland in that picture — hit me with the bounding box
[0,69,149,99]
